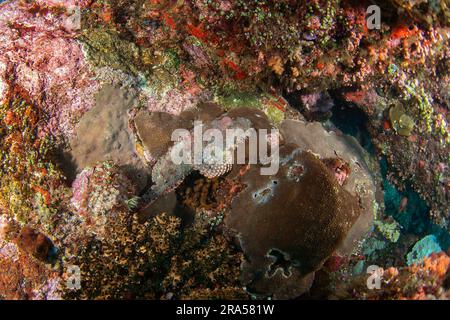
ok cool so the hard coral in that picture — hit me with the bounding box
[280,119,380,255]
[64,84,148,190]
[63,211,244,300]
[225,146,362,299]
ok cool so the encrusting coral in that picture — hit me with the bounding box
[225,145,362,299]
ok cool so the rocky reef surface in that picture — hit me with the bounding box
[0,0,449,300]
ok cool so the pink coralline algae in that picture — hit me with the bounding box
[0,242,18,261]
[35,0,92,8]
[145,88,212,116]
[0,0,99,137]
[71,162,138,239]
[71,167,94,212]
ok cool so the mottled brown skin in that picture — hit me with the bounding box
[134,111,190,160]
[227,107,272,130]
[195,102,224,122]
[225,146,361,299]
[133,102,224,161]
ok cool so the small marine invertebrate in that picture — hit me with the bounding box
[268,55,284,75]
[322,157,351,186]
[286,161,305,183]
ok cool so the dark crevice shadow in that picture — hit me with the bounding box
[53,145,78,185]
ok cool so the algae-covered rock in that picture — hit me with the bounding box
[389,104,415,137]
[374,217,402,243]
[79,28,144,76]
[16,227,54,262]
[63,85,148,190]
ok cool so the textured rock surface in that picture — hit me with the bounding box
[63,85,147,189]
[0,0,99,136]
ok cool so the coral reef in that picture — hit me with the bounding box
[0,0,448,301]
[63,212,245,300]
[279,119,380,254]
[334,251,450,300]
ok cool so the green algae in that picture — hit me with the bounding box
[0,98,63,228]
[374,218,401,243]
[389,103,415,136]
[79,28,143,75]
[214,90,285,125]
